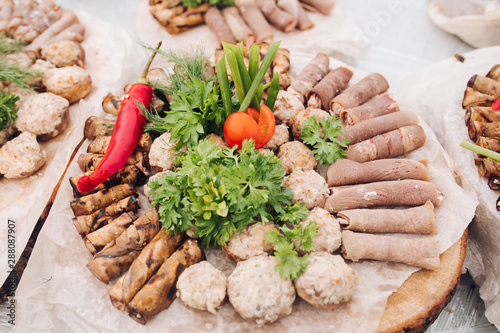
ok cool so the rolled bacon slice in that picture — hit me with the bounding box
[127,239,204,325]
[340,110,419,145]
[326,158,429,187]
[487,64,500,81]
[468,120,500,141]
[324,179,442,213]
[341,230,440,270]
[84,212,137,255]
[476,136,500,152]
[289,52,329,102]
[0,0,15,32]
[205,6,236,45]
[330,73,390,116]
[272,47,291,90]
[307,67,353,109]
[166,3,209,35]
[239,2,274,43]
[465,106,500,125]
[346,125,426,163]
[86,209,160,284]
[222,6,255,46]
[340,93,399,126]
[256,0,298,32]
[299,0,335,15]
[70,183,137,216]
[468,75,500,98]
[338,201,436,234]
[462,87,496,108]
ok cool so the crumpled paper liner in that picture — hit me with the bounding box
[133,0,371,60]
[396,45,500,330]
[429,0,500,48]
[11,41,476,333]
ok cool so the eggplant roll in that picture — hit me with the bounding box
[222,6,255,46]
[468,120,500,141]
[307,67,353,109]
[239,2,274,43]
[326,158,429,187]
[341,230,440,270]
[340,93,400,126]
[324,179,442,213]
[87,133,152,154]
[127,239,204,325]
[475,157,500,178]
[77,151,149,174]
[150,3,185,27]
[109,274,127,311]
[487,64,500,82]
[346,125,426,163]
[330,73,390,116]
[205,6,236,45]
[476,136,500,152]
[289,52,329,101]
[272,47,291,90]
[462,87,496,108]
[338,201,436,234]
[83,116,115,140]
[86,209,160,284]
[465,106,500,125]
[166,3,209,35]
[468,74,500,98]
[70,183,137,217]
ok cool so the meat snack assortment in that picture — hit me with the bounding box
[61,43,453,329]
[148,0,334,45]
[462,64,500,210]
[0,0,92,179]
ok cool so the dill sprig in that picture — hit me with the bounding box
[0,92,18,131]
[0,59,41,90]
[0,35,26,54]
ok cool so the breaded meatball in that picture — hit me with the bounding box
[176,261,227,314]
[273,90,305,124]
[294,252,358,309]
[143,170,169,200]
[227,255,295,325]
[222,222,275,262]
[206,133,229,149]
[41,40,85,67]
[43,65,92,103]
[277,141,317,175]
[15,92,69,141]
[263,123,289,150]
[283,169,329,209]
[0,131,46,178]
[149,132,186,172]
[295,207,341,254]
[290,107,330,140]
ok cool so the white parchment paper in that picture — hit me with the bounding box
[397,46,500,330]
[133,0,371,60]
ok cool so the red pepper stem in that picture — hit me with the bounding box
[137,41,162,84]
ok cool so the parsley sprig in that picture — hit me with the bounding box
[0,92,18,131]
[182,0,234,8]
[301,115,349,164]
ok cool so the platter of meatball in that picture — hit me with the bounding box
[12,41,476,332]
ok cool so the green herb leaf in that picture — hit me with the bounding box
[0,92,18,131]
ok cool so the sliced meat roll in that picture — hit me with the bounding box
[0,0,15,32]
[299,0,335,15]
[256,0,298,32]
[222,6,255,46]
[205,6,236,45]
[339,93,399,126]
[307,67,353,109]
[239,2,274,43]
[289,52,329,102]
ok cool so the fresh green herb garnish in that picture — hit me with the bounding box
[0,36,26,54]
[148,139,295,248]
[0,59,40,90]
[266,220,318,280]
[460,140,500,161]
[0,92,18,131]
[181,0,233,8]
[301,115,349,164]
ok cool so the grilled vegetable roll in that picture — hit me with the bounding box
[476,136,500,152]
[166,3,209,35]
[84,212,137,255]
[465,106,500,125]
[487,64,500,81]
[239,2,274,43]
[0,0,14,32]
[72,195,140,237]
[109,274,127,311]
[326,158,429,186]
[346,125,426,163]
[205,6,236,45]
[296,5,313,30]
[87,133,152,154]
[289,52,329,102]
[475,157,500,178]
[256,0,298,32]
[84,116,115,140]
[127,239,204,325]
[299,0,335,15]
[330,73,390,116]
[150,3,185,26]
[222,6,255,46]
[121,229,184,306]
[341,230,440,270]
[468,120,500,141]
[307,67,353,109]
[340,110,419,145]
[324,179,442,213]
[272,47,291,90]
[339,93,399,126]
[338,201,436,234]
[86,209,160,284]
[70,183,137,216]
[468,75,500,97]
[77,151,148,174]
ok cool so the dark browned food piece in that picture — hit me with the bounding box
[205,6,236,45]
[465,106,500,125]
[346,125,426,163]
[475,157,500,178]
[296,5,313,30]
[222,6,255,46]
[256,0,298,32]
[77,151,149,175]
[299,0,335,15]
[83,116,115,140]
[330,73,390,116]
[468,121,500,141]
[326,158,429,186]
[462,87,496,108]
[127,239,204,325]
[102,93,122,116]
[72,195,140,237]
[340,93,400,126]
[468,75,500,97]
[272,47,291,90]
[289,52,329,101]
[324,179,441,213]
[338,201,436,234]
[86,209,160,284]
[488,174,500,190]
[476,136,500,152]
[166,3,210,35]
[487,64,500,81]
[87,133,152,154]
[70,183,137,216]
[307,67,353,109]
[341,230,440,270]
[150,3,185,26]
[239,2,274,43]
[340,110,419,145]
[84,212,138,255]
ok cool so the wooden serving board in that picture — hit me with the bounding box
[377,229,468,332]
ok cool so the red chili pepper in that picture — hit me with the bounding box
[223,104,276,149]
[493,96,500,111]
[76,42,162,194]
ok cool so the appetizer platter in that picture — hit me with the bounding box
[0,0,150,287]
[12,36,477,332]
